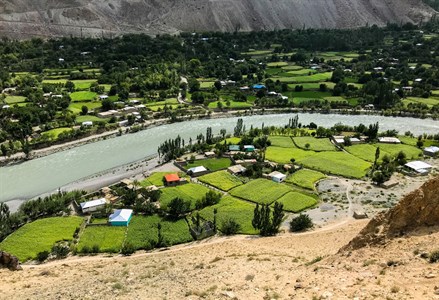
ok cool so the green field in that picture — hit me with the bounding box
[198,170,243,191]
[345,144,390,162]
[126,215,192,250]
[68,101,102,113]
[230,178,292,205]
[200,81,215,89]
[281,65,303,71]
[288,82,336,90]
[208,100,253,109]
[187,158,232,171]
[224,137,241,144]
[198,196,257,234]
[75,115,103,123]
[242,50,272,56]
[4,95,26,104]
[78,226,126,253]
[266,62,289,67]
[287,69,316,76]
[293,137,336,151]
[0,217,83,262]
[374,143,423,160]
[266,146,316,164]
[286,169,326,190]
[290,72,332,83]
[73,80,98,90]
[297,152,371,178]
[141,171,187,187]
[275,192,318,212]
[160,183,211,211]
[41,127,73,139]
[269,136,295,148]
[70,91,97,102]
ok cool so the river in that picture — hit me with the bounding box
[1,113,438,203]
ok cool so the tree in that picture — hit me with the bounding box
[167,197,190,219]
[373,147,380,171]
[214,80,222,91]
[290,214,313,232]
[305,143,310,150]
[343,136,352,146]
[220,218,241,235]
[81,105,88,115]
[65,80,75,92]
[372,170,386,185]
[195,190,221,210]
[252,203,285,236]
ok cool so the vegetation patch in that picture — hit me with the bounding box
[198,170,243,191]
[373,143,423,160]
[186,158,232,171]
[70,91,97,102]
[275,192,318,212]
[345,144,391,162]
[41,127,73,140]
[293,136,336,151]
[141,171,187,187]
[266,146,316,164]
[77,226,126,253]
[75,115,103,123]
[4,96,26,104]
[160,183,211,211]
[68,102,102,114]
[269,135,295,148]
[0,216,83,262]
[286,169,326,190]
[230,178,292,205]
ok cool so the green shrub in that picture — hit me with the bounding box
[36,251,50,262]
[429,250,439,263]
[121,242,136,256]
[51,243,70,259]
[289,214,313,232]
[220,218,241,235]
[92,244,100,253]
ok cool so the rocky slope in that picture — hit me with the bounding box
[342,176,439,250]
[0,0,435,38]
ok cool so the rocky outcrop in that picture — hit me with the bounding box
[0,251,22,271]
[0,0,435,38]
[342,176,439,251]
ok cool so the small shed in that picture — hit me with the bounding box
[82,121,93,127]
[227,164,246,175]
[204,151,216,158]
[80,198,106,213]
[404,161,433,175]
[243,145,255,152]
[99,95,109,100]
[379,137,401,144]
[353,210,368,219]
[109,209,133,226]
[164,173,180,186]
[424,146,439,157]
[187,166,208,176]
[252,84,266,90]
[228,145,240,151]
[269,171,287,183]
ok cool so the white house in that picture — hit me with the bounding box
[187,166,208,176]
[269,171,287,183]
[99,95,109,100]
[379,137,401,144]
[82,121,93,127]
[424,146,439,157]
[80,198,106,213]
[404,161,433,175]
[227,164,247,175]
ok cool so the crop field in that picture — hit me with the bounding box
[126,215,192,250]
[230,178,292,205]
[0,217,83,262]
[275,192,318,212]
[374,143,423,160]
[197,196,257,234]
[286,169,326,190]
[159,183,211,211]
[266,62,288,67]
[297,152,371,178]
[241,50,272,56]
[187,158,232,171]
[286,69,316,76]
[269,135,295,148]
[199,81,214,89]
[403,97,439,107]
[224,137,241,144]
[4,95,26,104]
[281,65,303,71]
[287,82,336,90]
[266,146,316,164]
[293,137,336,151]
[290,72,332,83]
[72,80,98,90]
[398,136,439,147]
[208,100,253,109]
[141,171,187,187]
[68,101,102,113]
[75,115,104,123]
[147,104,180,111]
[42,79,67,85]
[41,127,73,140]
[345,144,391,162]
[77,226,126,253]
[70,91,97,102]
[198,170,243,191]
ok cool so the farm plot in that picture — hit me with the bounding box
[68,101,102,114]
[159,183,211,211]
[41,127,73,140]
[126,215,192,250]
[266,62,288,67]
[77,226,126,253]
[373,143,423,160]
[197,196,257,234]
[275,192,318,212]
[345,144,390,162]
[75,115,103,123]
[265,146,316,164]
[230,178,292,205]
[141,172,187,187]
[0,217,83,262]
[286,169,326,190]
[187,158,232,171]
[4,96,26,104]
[70,91,97,102]
[290,72,332,83]
[198,170,243,191]
[293,136,336,151]
[269,135,295,148]
[297,152,371,179]
[72,79,98,90]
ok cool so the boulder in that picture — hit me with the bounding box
[0,251,22,271]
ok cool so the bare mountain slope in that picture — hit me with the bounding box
[0,0,435,38]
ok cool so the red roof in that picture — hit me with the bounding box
[164,174,180,182]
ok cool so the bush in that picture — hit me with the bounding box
[36,251,50,262]
[51,243,70,259]
[429,250,439,263]
[220,218,241,235]
[91,244,100,253]
[121,242,136,256]
[290,214,313,232]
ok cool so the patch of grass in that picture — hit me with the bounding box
[403,97,439,107]
[198,170,243,191]
[160,183,211,211]
[41,127,73,140]
[141,171,186,187]
[68,101,102,113]
[293,136,336,151]
[266,146,316,164]
[281,65,303,71]
[70,91,97,102]
[266,62,288,67]
[275,191,318,212]
[199,81,214,89]
[269,136,295,148]
[75,115,104,123]
[187,158,232,171]
[297,151,371,178]
[345,144,391,162]
[230,178,292,205]
[4,95,26,104]
[241,50,273,56]
[288,82,336,90]
[276,72,332,83]
[77,226,126,253]
[374,143,423,160]
[72,80,98,90]
[126,215,192,250]
[0,217,83,262]
[286,169,326,190]
[224,137,241,144]
[208,100,253,109]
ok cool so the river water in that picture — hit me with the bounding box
[1,113,438,203]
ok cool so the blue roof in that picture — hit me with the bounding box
[229,145,240,151]
[252,84,266,89]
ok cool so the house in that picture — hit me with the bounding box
[99,95,109,100]
[353,210,368,219]
[228,145,240,152]
[118,120,129,127]
[187,166,208,176]
[109,209,133,226]
[332,135,345,145]
[268,91,278,97]
[80,198,107,214]
[239,86,250,91]
[269,171,287,183]
[404,161,433,175]
[350,137,361,144]
[82,121,93,127]
[243,145,255,152]
[252,84,266,90]
[97,110,119,118]
[414,78,423,83]
[227,164,247,175]
[424,146,439,157]
[379,137,401,144]
[204,151,216,158]
[164,173,181,186]
[364,104,374,110]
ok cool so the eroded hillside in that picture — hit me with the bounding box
[0,0,435,38]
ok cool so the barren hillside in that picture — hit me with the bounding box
[0,0,435,38]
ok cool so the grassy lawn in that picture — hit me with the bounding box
[187,158,232,171]
[285,72,332,83]
[224,137,241,144]
[230,178,292,205]
[126,215,192,250]
[293,136,336,151]
[77,226,126,253]
[269,135,295,148]
[197,196,257,234]
[373,143,423,160]
[288,82,336,90]
[242,50,272,56]
[68,101,102,113]
[274,192,318,212]
[141,171,187,187]
[73,80,98,90]
[266,62,289,67]
[41,127,73,140]
[43,79,67,85]
[4,95,26,104]
[75,115,104,123]
[208,100,253,109]
[0,217,83,262]
[200,81,215,89]
[198,170,243,191]
[147,104,180,111]
[345,144,391,162]
[286,169,326,190]
[266,146,316,164]
[160,183,211,211]
[287,69,316,76]
[297,152,371,179]
[70,91,97,102]
[281,65,303,71]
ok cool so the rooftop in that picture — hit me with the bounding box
[80,198,106,210]
[109,209,133,222]
[165,173,180,182]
